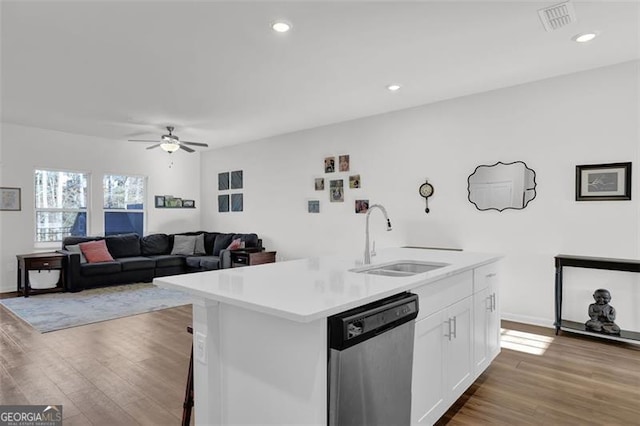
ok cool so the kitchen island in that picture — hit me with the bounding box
[155,247,502,425]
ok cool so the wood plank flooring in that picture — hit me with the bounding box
[1,299,639,425]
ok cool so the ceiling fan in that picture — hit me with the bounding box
[128,126,209,153]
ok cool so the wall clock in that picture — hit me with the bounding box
[419,180,434,213]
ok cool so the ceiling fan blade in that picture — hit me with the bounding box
[179,145,195,153]
[182,141,209,147]
[146,144,161,150]
[129,139,160,143]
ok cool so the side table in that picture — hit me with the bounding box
[231,250,277,268]
[16,252,66,297]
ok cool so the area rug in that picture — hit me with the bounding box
[0,283,192,333]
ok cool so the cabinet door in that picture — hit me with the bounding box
[487,287,500,361]
[412,310,446,425]
[445,296,473,402]
[473,286,491,374]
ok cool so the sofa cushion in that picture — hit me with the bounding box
[204,232,219,255]
[194,233,206,255]
[106,233,141,258]
[147,254,185,268]
[65,244,87,264]
[80,240,115,263]
[213,233,234,256]
[118,256,156,272]
[62,236,102,248]
[171,235,197,255]
[80,262,121,276]
[186,256,220,270]
[141,233,170,255]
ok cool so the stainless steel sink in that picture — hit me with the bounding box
[351,260,450,277]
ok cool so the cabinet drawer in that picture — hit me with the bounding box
[232,255,249,265]
[412,271,473,321]
[28,258,62,269]
[473,262,499,293]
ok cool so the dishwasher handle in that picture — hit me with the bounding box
[328,292,419,350]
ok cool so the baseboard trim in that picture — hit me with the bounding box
[501,312,554,329]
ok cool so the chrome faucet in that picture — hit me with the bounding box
[364,204,392,264]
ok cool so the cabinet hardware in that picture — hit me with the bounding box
[491,293,496,312]
[451,316,457,339]
[486,273,496,278]
[444,318,453,341]
[486,295,493,311]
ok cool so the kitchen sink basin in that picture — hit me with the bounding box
[350,260,450,277]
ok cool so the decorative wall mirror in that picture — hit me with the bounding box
[467,161,537,212]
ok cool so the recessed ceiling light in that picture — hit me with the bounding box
[573,32,598,43]
[387,84,401,92]
[271,21,291,33]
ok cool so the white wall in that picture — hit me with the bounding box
[0,123,202,292]
[201,61,640,328]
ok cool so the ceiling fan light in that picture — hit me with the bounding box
[160,142,180,153]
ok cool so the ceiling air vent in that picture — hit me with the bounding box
[538,1,577,32]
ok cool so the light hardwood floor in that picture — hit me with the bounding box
[1,299,639,425]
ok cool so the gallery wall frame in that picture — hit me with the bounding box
[0,187,21,211]
[576,162,631,201]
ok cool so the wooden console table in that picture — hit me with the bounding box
[16,252,66,297]
[554,254,640,343]
[231,250,276,268]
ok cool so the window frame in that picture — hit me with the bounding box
[102,173,147,236]
[34,167,91,246]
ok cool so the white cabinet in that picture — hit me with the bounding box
[412,262,500,426]
[473,263,501,376]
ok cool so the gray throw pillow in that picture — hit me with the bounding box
[65,244,87,264]
[171,235,196,255]
[194,233,206,255]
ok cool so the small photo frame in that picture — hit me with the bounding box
[576,162,631,201]
[0,187,21,211]
[349,174,361,189]
[329,179,344,202]
[355,199,369,214]
[165,197,183,207]
[339,155,350,172]
[183,199,195,208]
[154,195,165,208]
[315,178,325,191]
[324,156,335,173]
[308,200,320,213]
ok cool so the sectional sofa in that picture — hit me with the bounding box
[58,231,262,292]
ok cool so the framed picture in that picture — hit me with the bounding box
[315,178,325,191]
[576,162,631,201]
[349,174,361,189]
[355,199,369,214]
[154,195,165,208]
[218,172,230,190]
[329,179,344,202]
[339,155,350,172]
[0,187,21,211]
[308,200,320,213]
[324,156,335,173]
[183,199,195,208]
[218,194,229,212]
[231,193,243,212]
[230,170,243,189]
[165,197,183,207]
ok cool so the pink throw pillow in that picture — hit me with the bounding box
[227,238,242,251]
[79,240,115,263]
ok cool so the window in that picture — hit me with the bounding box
[35,169,89,242]
[103,174,145,236]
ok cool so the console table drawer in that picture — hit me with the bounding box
[28,258,63,269]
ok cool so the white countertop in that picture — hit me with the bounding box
[154,247,501,323]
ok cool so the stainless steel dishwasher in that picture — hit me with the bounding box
[328,292,419,426]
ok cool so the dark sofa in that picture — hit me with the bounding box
[58,231,262,292]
